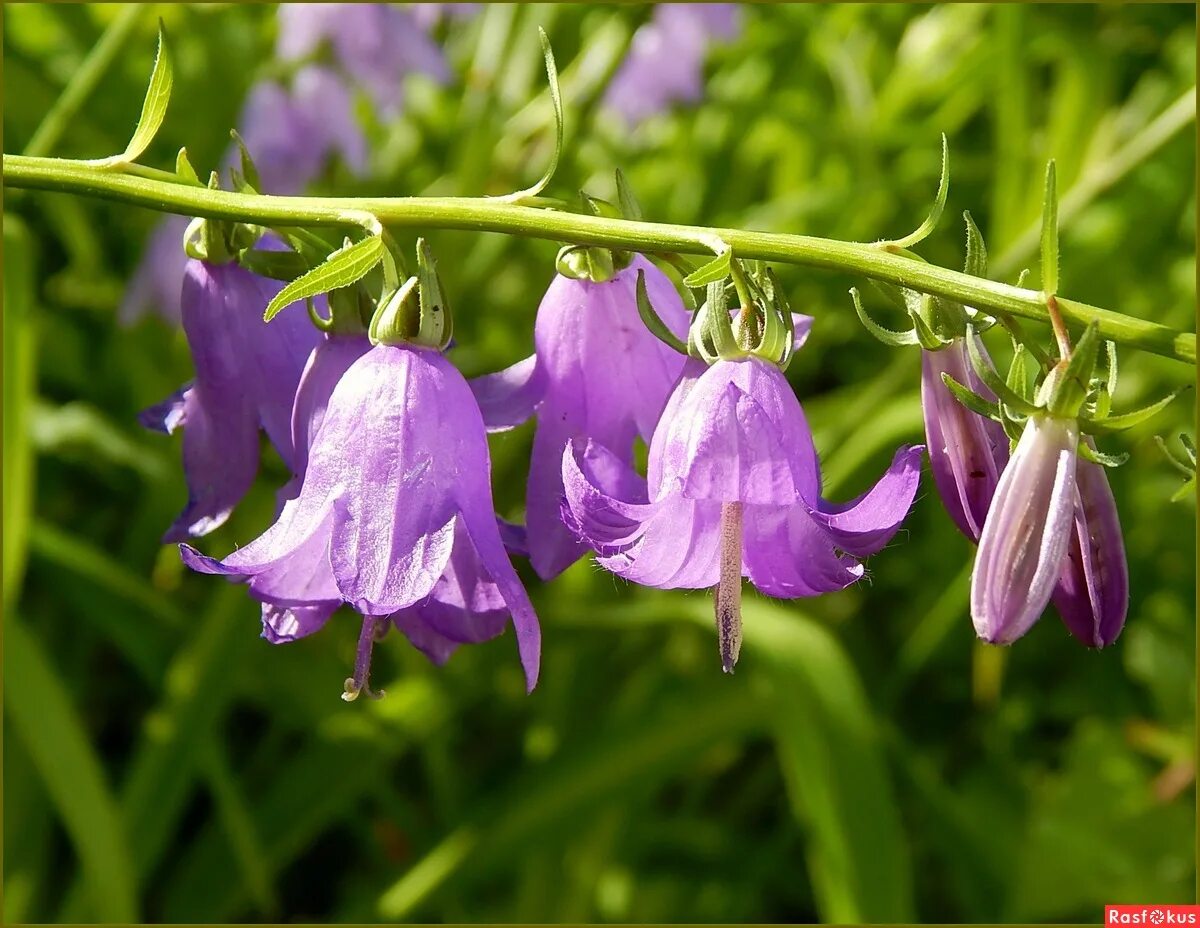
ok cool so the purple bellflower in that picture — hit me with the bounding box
[471,256,693,580]
[140,258,320,542]
[561,353,924,671]
[971,413,1080,645]
[921,339,1009,541]
[604,4,741,125]
[181,342,542,695]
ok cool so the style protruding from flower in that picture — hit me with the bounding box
[472,254,693,580]
[562,261,924,671]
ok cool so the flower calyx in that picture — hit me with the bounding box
[369,238,453,349]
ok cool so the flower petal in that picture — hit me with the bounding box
[469,354,544,433]
[595,494,723,589]
[742,503,864,597]
[560,438,654,553]
[139,383,192,434]
[805,444,925,557]
[261,601,337,643]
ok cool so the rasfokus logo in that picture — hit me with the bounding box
[1106,906,1200,925]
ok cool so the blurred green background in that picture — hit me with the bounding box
[3,3,1196,923]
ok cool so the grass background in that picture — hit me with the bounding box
[3,3,1196,922]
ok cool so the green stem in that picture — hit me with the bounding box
[4,152,1194,365]
[22,5,146,158]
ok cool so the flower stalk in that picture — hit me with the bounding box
[3,153,1194,364]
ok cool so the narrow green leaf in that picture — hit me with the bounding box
[1041,159,1059,295]
[682,249,732,288]
[889,133,949,250]
[1085,386,1190,434]
[963,210,988,278]
[636,270,688,354]
[4,617,139,921]
[175,147,200,185]
[1079,443,1129,468]
[966,328,1040,414]
[941,373,1002,419]
[263,236,383,321]
[614,168,643,221]
[237,247,310,283]
[228,130,261,193]
[498,28,563,202]
[850,288,919,347]
[117,21,173,164]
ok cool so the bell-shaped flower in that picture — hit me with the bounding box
[921,338,1009,541]
[180,342,541,693]
[604,4,741,125]
[141,258,320,542]
[561,354,924,671]
[971,413,1080,644]
[472,255,692,579]
[1050,444,1129,648]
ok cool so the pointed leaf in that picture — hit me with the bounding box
[682,249,732,288]
[1040,160,1059,295]
[941,373,1002,420]
[1085,386,1191,434]
[263,236,383,322]
[498,28,562,202]
[237,247,309,283]
[229,130,261,194]
[966,328,1040,414]
[114,21,173,164]
[850,288,919,347]
[889,133,949,250]
[1079,443,1128,468]
[636,270,687,354]
[963,210,988,278]
[615,168,643,221]
[1155,435,1195,476]
[175,147,200,185]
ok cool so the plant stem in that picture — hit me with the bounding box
[3,152,1194,365]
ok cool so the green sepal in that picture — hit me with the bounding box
[615,168,643,221]
[683,250,732,289]
[966,328,1040,415]
[1169,476,1197,503]
[1048,321,1101,418]
[963,210,988,279]
[580,192,621,219]
[415,238,452,349]
[850,288,919,347]
[175,147,201,185]
[264,235,383,322]
[888,133,949,250]
[999,406,1026,444]
[910,300,951,350]
[228,130,262,194]
[1079,442,1128,468]
[237,247,309,282]
[1156,433,1197,476]
[940,373,1002,420]
[635,270,688,355]
[556,244,617,283]
[1083,385,1191,435]
[369,276,421,346]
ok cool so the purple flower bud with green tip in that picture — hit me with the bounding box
[561,354,924,672]
[1050,444,1129,648]
[180,343,541,694]
[604,3,741,125]
[971,413,1080,644]
[921,339,1009,540]
[140,259,321,542]
[472,255,692,580]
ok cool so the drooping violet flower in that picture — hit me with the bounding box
[604,4,742,125]
[140,259,320,542]
[921,339,1009,541]
[562,354,924,671]
[120,214,191,326]
[1050,444,1129,648]
[971,414,1080,644]
[180,343,542,693]
[276,3,450,117]
[471,255,692,580]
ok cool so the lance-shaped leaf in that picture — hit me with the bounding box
[940,373,1002,420]
[683,249,732,288]
[103,21,173,166]
[963,210,988,278]
[175,147,201,185]
[264,236,383,321]
[498,28,563,203]
[228,130,261,194]
[850,288,919,347]
[888,134,949,250]
[237,247,310,282]
[966,327,1040,415]
[615,168,643,221]
[1079,443,1129,468]
[636,270,687,355]
[1084,385,1192,435]
[1156,433,1197,475]
[1041,160,1059,296]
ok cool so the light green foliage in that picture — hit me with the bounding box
[2,4,1194,923]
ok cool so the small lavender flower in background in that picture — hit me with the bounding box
[970,413,1080,645]
[181,343,542,695]
[119,214,191,326]
[604,4,741,125]
[562,353,924,672]
[1050,443,1129,648]
[921,339,1009,541]
[408,3,481,31]
[140,258,320,542]
[471,255,692,580]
